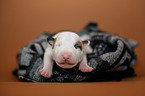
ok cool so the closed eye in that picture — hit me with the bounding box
[74,42,82,50]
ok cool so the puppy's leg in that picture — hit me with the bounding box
[79,55,93,72]
[39,47,53,78]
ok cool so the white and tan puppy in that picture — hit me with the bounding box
[39,31,93,78]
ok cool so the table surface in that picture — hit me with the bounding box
[0,0,145,96]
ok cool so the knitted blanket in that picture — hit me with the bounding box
[14,22,138,82]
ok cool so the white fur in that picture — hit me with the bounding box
[39,31,93,78]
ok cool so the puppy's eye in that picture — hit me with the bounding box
[74,43,82,50]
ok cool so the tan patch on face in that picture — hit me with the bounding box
[52,38,57,49]
[77,40,83,50]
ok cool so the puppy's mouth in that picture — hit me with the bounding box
[56,61,77,69]
[57,62,75,65]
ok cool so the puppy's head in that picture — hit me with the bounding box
[47,31,90,69]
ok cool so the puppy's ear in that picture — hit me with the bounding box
[47,36,55,46]
[82,40,90,48]
[82,40,93,53]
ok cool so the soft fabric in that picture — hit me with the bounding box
[14,22,138,82]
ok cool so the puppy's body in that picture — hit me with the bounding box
[39,31,93,78]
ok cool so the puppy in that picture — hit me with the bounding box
[39,31,93,78]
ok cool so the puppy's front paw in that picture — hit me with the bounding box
[39,68,53,78]
[79,65,93,72]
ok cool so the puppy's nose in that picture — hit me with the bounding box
[62,54,70,61]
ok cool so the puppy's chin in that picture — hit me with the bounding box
[55,62,77,69]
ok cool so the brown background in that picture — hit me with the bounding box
[0,0,145,96]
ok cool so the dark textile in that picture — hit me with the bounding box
[14,22,138,82]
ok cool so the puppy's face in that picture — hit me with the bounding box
[47,32,89,69]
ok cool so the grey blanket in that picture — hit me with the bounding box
[15,22,138,82]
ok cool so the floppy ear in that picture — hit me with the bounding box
[82,40,93,53]
[82,40,90,48]
[47,36,55,46]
